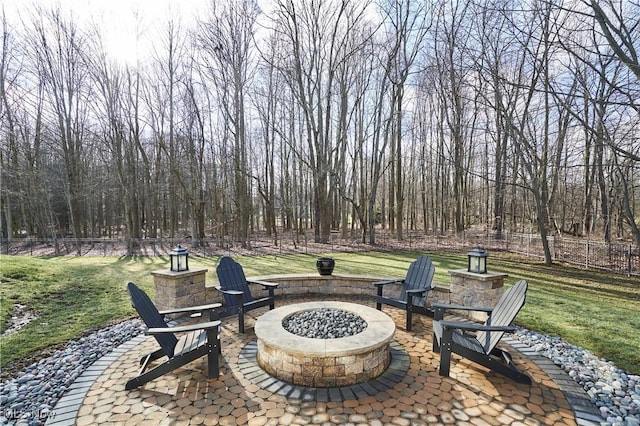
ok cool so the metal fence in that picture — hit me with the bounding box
[1,231,639,277]
[485,232,640,276]
[553,238,639,276]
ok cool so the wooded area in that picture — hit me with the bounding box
[1,0,639,266]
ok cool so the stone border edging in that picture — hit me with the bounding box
[44,335,147,426]
[503,336,602,425]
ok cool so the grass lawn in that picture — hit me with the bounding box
[1,251,638,375]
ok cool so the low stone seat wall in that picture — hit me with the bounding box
[204,273,451,306]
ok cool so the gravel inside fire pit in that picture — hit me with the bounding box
[282,308,367,339]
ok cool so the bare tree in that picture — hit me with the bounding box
[587,0,640,82]
[253,33,290,245]
[563,0,640,245]
[87,26,147,247]
[552,0,640,245]
[27,7,93,248]
[142,17,188,239]
[472,2,521,239]
[378,0,431,240]
[0,10,16,240]
[502,2,573,265]
[432,1,476,234]
[2,0,638,252]
[329,20,377,243]
[272,0,373,244]
[198,0,258,248]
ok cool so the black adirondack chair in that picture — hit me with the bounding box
[373,255,435,331]
[215,256,278,333]
[125,282,222,390]
[432,279,531,384]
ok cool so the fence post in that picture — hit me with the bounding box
[628,244,633,277]
[585,240,589,269]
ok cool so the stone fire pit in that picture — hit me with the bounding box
[254,301,395,387]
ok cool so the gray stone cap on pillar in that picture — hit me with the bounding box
[151,267,208,278]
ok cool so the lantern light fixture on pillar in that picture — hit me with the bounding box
[169,245,189,272]
[467,247,488,274]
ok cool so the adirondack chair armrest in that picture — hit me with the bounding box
[431,302,494,312]
[247,279,279,288]
[439,320,516,333]
[158,303,222,316]
[433,302,494,320]
[147,320,221,335]
[214,286,244,296]
[372,278,403,287]
[406,287,432,296]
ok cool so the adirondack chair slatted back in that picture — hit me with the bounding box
[478,280,528,353]
[216,256,254,308]
[398,256,435,306]
[127,282,178,357]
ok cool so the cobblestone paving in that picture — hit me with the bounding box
[46,297,599,426]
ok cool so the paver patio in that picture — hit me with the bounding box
[44,296,602,426]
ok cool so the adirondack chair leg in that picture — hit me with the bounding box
[126,368,162,390]
[238,304,246,334]
[432,309,443,352]
[126,356,179,390]
[406,299,414,331]
[137,353,155,375]
[488,347,532,384]
[208,309,220,321]
[139,348,165,366]
[268,288,275,310]
[432,328,441,353]
[126,349,205,390]
[485,359,531,384]
[375,286,383,311]
[434,306,444,321]
[206,329,220,379]
[230,293,247,333]
[438,328,453,378]
[125,362,168,390]
[126,376,144,390]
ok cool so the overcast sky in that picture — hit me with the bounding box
[3,0,216,63]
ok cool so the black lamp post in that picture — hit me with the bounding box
[169,245,189,272]
[467,247,488,274]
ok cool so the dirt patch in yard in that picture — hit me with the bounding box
[2,303,38,337]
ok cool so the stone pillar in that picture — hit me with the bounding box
[151,267,208,314]
[448,269,508,322]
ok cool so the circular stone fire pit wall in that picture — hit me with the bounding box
[254,301,396,387]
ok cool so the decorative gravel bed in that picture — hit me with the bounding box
[513,327,639,426]
[281,308,367,339]
[0,319,145,426]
